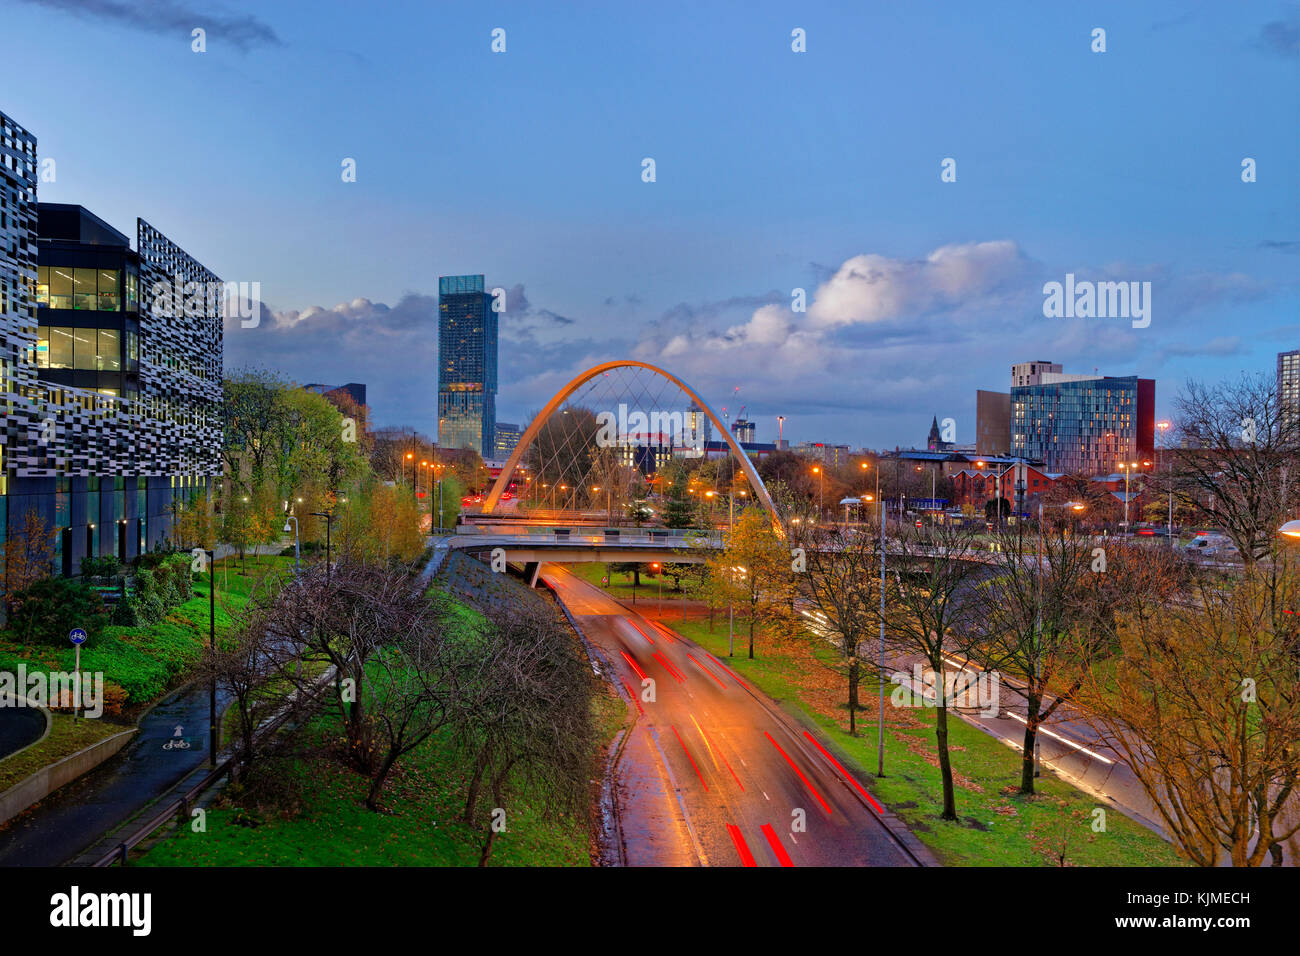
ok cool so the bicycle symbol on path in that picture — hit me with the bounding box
[163,724,194,751]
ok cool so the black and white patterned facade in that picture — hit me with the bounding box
[0,110,222,484]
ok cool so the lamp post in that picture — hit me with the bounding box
[1118,461,1138,535]
[283,514,300,573]
[198,548,216,767]
[651,561,662,619]
[812,465,823,516]
[877,496,887,778]
[310,511,334,586]
[728,488,735,657]
[1157,421,1173,547]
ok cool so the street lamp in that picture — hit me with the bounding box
[283,514,301,573]
[877,495,887,778]
[197,547,216,768]
[1118,461,1139,534]
[651,561,662,618]
[1157,420,1173,547]
[812,465,823,515]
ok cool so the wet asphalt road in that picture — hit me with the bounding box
[0,709,46,760]
[544,565,917,867]
[0,682,230,867]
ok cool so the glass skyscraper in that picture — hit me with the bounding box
[437,274,497,459]
[1011,374,1154,477]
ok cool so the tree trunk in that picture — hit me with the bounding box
[936,702,957,820]
[1019,700,1038,794]
[463,751,489,823]
[366,752,399,811]
[848,657,859,736]
[478,768,511,867]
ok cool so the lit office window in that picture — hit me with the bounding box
[98,270,120,311]
[98,328,121,370]
[49,268,73,309]
[48,326,74,368]
[73,328,97,369]
[73,269,97,310]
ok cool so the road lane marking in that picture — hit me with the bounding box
[761,823,795,867]
[727,824,757,866]
[692,713,744,791]
[647,727,709,866]
[763,731,832,816]
[1002,712,1113,763]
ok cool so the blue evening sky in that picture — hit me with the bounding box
[6,0,1298,449]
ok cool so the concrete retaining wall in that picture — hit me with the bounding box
[0,728,136,826]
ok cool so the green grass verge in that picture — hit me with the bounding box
[567,562,697,604]
[670,616,1186,867]
[0,713,127,793]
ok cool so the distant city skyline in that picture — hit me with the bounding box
[7,0,1296,448]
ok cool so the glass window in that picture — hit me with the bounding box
[73,269,97,310]
[36,326,50,367]
[36,266,49,306]
[98,270,120,311]
[125,270,138,311]
[73,328,96,369]
[97,328,120,371]
[48,326,74,368]
[49,268,73,309]
[125,330,139,370]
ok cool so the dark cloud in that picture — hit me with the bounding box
[498,283,575,332]
[1258,11,1300,59]
[25,0,282,51]
[1260,239,1300,253]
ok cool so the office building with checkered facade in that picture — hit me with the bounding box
[1,109,221,582]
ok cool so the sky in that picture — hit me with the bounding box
[7,0,1298,450]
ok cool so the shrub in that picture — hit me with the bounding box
[137,592,166,625]
[111,596,142,627]
[9,577,109,646]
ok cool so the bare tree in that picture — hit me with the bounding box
[358,592,467,810]
[1170,373,1300,564]
[797,521,881,735]
[456,601,594,866]
[202,604,280,772]
[884,521,984,820]
[260,559,439,772]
